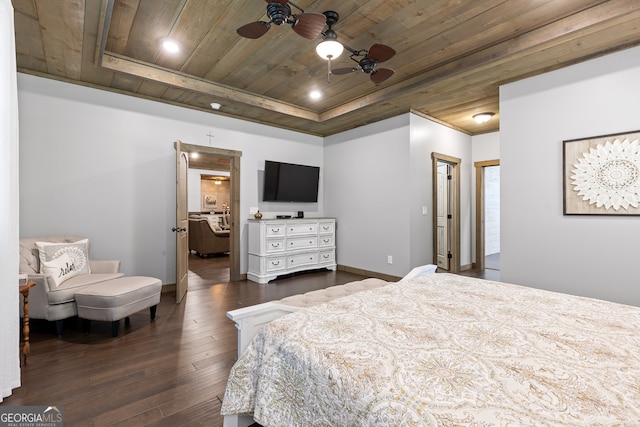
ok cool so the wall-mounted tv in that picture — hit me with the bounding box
[263,160,320,202]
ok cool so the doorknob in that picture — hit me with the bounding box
[171,227,186,232]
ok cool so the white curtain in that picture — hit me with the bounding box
[0,0,21,401]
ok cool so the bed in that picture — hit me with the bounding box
[221,273,640,426]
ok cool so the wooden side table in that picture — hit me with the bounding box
[19,280,36,366]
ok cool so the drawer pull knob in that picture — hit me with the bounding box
[271,228,280,233]
[271,261,280,266]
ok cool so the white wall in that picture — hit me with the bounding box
[484,165,500,255]
[323,113,472,277]
[470,132,500,263]
[18,73,323,284]
[409,114,473,269]
[501,45,640,305]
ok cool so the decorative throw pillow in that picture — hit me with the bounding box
[41,252,79,287]
[36,239,91,275]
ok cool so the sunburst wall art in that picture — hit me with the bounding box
[563,130,640,215]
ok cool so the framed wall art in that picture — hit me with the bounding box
[563,130,640,215]
[202,194,217,210]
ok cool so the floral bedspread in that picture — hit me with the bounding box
[221,273,640,426]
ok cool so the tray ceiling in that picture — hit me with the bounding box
[13,0,640,136]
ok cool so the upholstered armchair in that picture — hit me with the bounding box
[188,218,230,257]
[19,236,123,336]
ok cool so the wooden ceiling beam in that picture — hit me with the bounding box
[101,51,321,122]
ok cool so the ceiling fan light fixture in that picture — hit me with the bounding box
[316,39,343,60]
[473,112,495,124]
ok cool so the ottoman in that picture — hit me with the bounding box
[75,276,162,337]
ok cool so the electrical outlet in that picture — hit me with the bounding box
[422,206,428,215]
[387,255,393,264]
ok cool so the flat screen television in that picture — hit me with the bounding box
[263,160,320,202]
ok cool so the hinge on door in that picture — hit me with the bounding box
[447,174,452,180]
[447,214,452,219]
[447,253,452,259]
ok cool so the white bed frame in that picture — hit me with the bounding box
[223,301,302,427]
[222,265,437,427]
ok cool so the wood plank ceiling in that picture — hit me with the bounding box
[13,0,640,137]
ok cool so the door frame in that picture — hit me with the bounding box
[178,142,242,282]
[431,152,461,273]
[474,159,500,270]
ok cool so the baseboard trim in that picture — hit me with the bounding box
[460,263,473,271]
[162,283,176,294]
[337,264,402,282]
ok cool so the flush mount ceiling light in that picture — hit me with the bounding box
[473,112,495,124]
[210,102,221,110]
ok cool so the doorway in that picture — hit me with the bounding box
[176,142,242,288]
[431,152,461,273]
[474,160,500,270]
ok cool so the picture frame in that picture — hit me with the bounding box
[202,194,217,210]
[563,130,640,216]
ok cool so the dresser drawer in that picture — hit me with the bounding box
[287,236,317,250]
[265,223,286,237]
[318,234,334,247]
[288,252,317,268]
[287,222,318,236]
[265,256,286,272]
[318,250,335,265]
[318,221,335,234]
[265,238,285,253]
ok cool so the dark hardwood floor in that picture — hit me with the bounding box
[4,255,497,426]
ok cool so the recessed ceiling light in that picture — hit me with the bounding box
[309,90,322,100]
[210,102,221,110]
[162,40,180,53]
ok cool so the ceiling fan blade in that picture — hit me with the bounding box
[237,21,270,39]
[370,68,394,84]
[331,67,357,75]
[264,0,288,4]
[368,44,396,63]
[292,12,326,39]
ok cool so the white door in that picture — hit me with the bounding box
[436,162,451,270]
[175,141,189,303]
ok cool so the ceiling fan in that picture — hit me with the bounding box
[236,0,326,40]
[332,44,397,84]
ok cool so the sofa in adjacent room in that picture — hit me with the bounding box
[188,218,230,257]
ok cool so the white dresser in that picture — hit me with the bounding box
[247,218,336,284]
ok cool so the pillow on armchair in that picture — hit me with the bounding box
[41,252,80,287]
[36,238,91,275]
